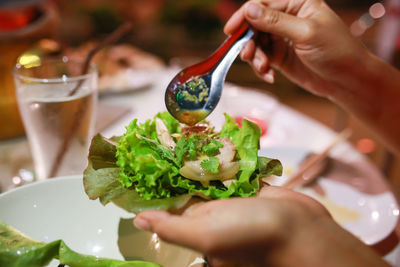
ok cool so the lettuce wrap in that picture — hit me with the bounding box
[83,112,282,213]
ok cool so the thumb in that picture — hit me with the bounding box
[244,2,311,43]
[134,210,204,250]
[134,210,171,231]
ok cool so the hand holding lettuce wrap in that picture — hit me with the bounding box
[83,112,282,213]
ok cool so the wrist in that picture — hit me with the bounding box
[266,216,333,267]
[328,50,400,152]
[267,216,388,267]
[329,49,398,109]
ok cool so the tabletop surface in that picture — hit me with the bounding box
[1,67,399,265]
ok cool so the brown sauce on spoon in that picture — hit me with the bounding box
[175,109,209,126]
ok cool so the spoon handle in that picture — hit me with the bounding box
[179,25,254,82]
[211,25,254,82]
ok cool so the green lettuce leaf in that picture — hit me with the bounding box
[111,189,192,214]
[220,113,262,196]
[0,221,160,267]
[83,134,125,203]
[83,134,192,213]
[154,112,181,134]
[83,112,282,213]
[256,156,283,177]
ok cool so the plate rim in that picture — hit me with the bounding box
[0,175,82,199]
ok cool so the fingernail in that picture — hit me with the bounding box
[246,3,262,19]
[134,217,151,231]
[134,211,170,231]
[264,71,275,84]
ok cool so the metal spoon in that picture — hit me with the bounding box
[165,25,254,125]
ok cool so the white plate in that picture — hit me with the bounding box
[0,176,203,267]
[98,69,154,95]
[259,147,400,245]
[1,149,397,265]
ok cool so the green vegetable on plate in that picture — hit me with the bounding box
[0,221,160,267]
[83,112,282,213]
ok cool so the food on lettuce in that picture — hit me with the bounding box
[83,112,282,213]
[0,221,160,267]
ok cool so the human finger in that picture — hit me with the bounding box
[248,57,273,84]
[134,210,207,251]
[244,43,274,83]
[258,186,331,216]
[261,68,275,84]
[253,0,320,15]
[134,198,285,254]
[224,6,246,35]
[252,46,270,73]
[223,0,302,35]
[243,1,312,43]
[240,39,256,61]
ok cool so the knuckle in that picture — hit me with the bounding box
[300,21,318,42]
[264,9,280,26]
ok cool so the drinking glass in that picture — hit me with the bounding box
[13,57,98,180]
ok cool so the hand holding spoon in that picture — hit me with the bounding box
[165,25,254,125]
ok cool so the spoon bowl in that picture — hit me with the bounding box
[165,25,254,125]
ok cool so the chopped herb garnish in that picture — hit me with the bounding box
[200,157,220,174]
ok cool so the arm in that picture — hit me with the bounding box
[134,187,389,267]
[332,51,400,153]
[224,0,400,154]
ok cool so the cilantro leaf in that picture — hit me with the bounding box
[202,139,223,156]
[200,157,220,174]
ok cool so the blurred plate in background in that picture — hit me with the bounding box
[0,176,203,267]
[259,146,399,246]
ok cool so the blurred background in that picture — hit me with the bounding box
[1,0,399,193]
